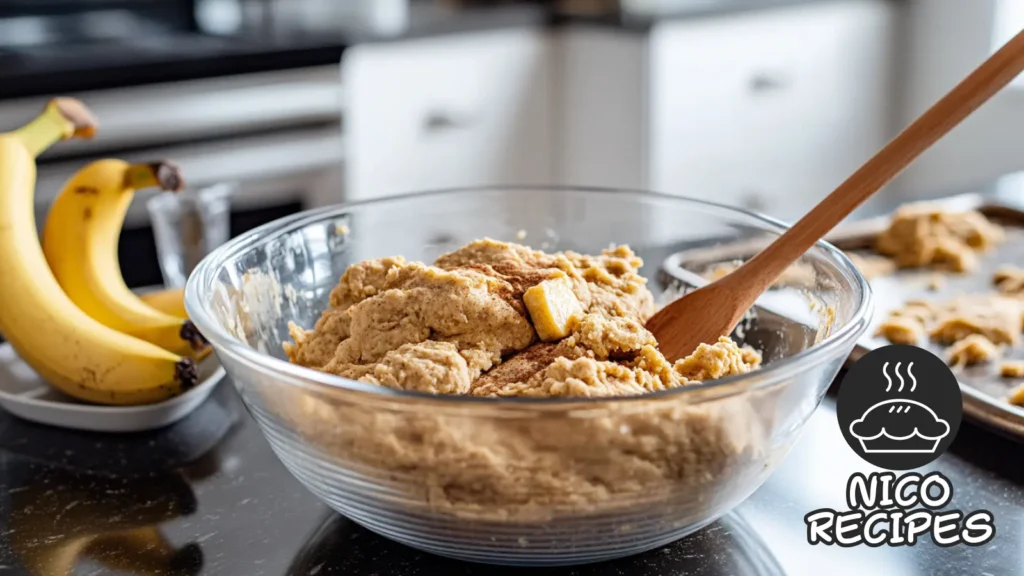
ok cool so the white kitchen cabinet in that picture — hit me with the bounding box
[895,0,1024,199]
[552,28,649,190]
[343,29,553,201]
[648,0,896,222]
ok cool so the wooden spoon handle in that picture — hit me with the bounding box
[728,26,1024,296]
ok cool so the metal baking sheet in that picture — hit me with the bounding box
[831,195,1024,441]
[659,193,1024,441]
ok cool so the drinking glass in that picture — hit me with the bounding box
[147,182,235,288]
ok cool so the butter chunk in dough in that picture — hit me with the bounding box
[524,274,584,342]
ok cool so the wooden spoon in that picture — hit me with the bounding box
[646,27,1024,362]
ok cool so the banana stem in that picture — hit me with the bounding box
[12,108,71,158]
[126,161,185,192]
[10,98,97,158]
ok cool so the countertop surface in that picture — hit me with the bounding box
[0,374,1020,575]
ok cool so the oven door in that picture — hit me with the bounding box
[32,124,343,287]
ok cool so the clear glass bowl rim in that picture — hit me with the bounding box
[185,185,874,406]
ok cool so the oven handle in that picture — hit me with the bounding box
[0,66,344,160]
[33,124,343,209]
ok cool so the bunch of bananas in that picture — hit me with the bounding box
[0,98,209,406]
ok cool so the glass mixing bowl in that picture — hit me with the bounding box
[185,187,872,566]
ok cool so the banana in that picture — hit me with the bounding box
[0,99,197,405]
[42,159,208,357]
[140,287,188,319]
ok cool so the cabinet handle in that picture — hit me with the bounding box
[741,191,767,212]
[422,111,473,132]
[749,73,788,93]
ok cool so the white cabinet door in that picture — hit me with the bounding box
[649,0,895,222]
[896,0,1024,198]
[343,29,553,202]
[552,28,649,190]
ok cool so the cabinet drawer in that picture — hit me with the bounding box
[649,0,894,221]
[344,29,552,201]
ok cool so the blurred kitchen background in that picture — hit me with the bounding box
[1,0,1023,286]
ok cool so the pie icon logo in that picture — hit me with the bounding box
[851,399,950,454]
[837,346,962,470]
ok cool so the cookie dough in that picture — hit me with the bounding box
[276,384,767,521]
[1000,360,1024,378]
[275,239,773,522]
[993,265,1024,296]
[875,203,1004,273]
[874,315,925,345]
[929,296,1022,347]
[878,295,1022,351]
[1008,382,1024,406]
[876,294,1024,371]
[287,239,761,398]
[702,260,817,288]
[946,334,999,367]
[846,253,897,280]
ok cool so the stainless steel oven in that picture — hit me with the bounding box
[0,65,344,286]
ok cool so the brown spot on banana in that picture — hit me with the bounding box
[83,207,92,220]
[175,358,198,391]
[179,320,209,351]
[81,367,98,386]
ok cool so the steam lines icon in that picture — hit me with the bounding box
[849,361,950,454]
[882,361,916,392]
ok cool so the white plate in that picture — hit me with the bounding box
[0,343,225,433]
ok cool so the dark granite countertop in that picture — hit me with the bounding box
[0,3,548,100]
[0,372,1019,575]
